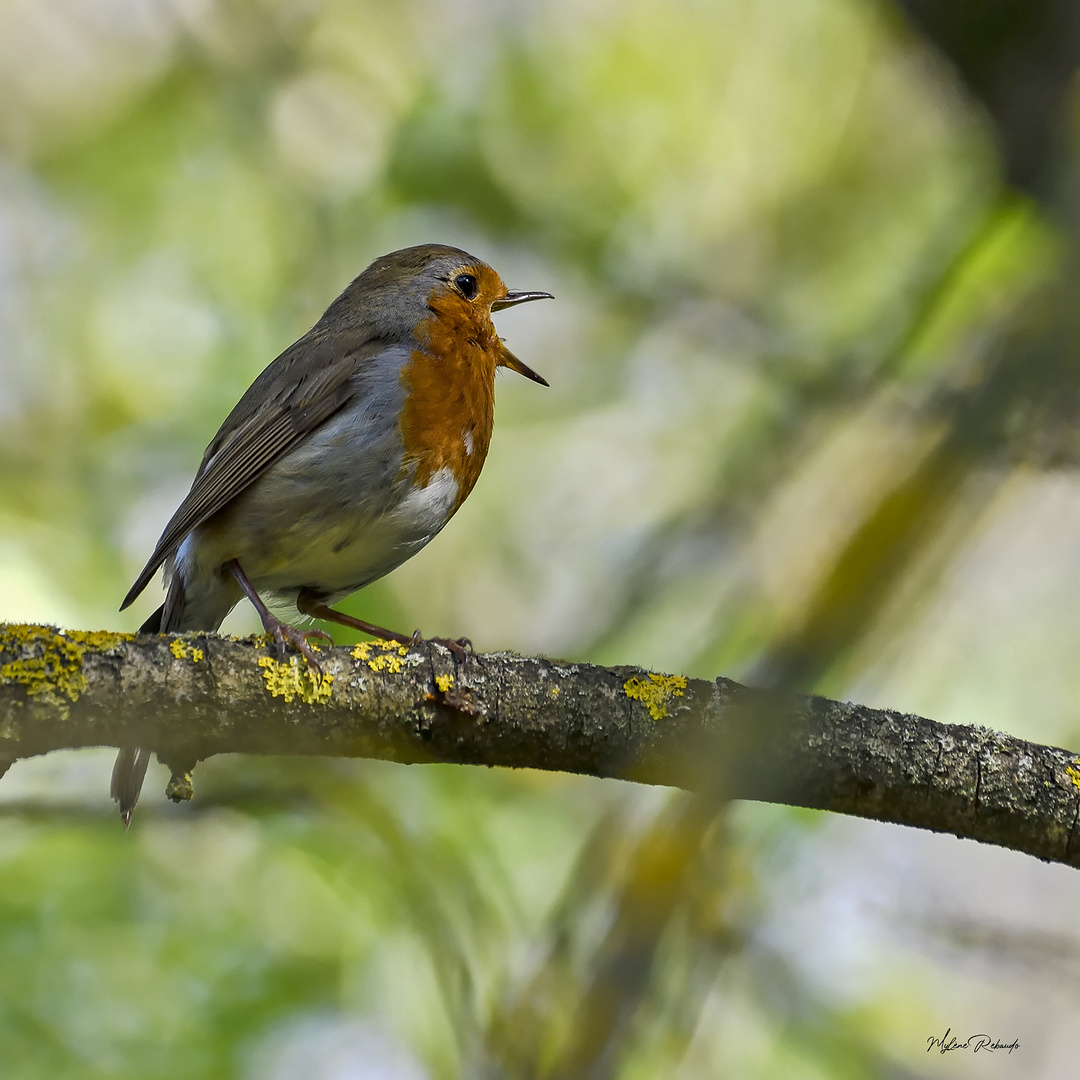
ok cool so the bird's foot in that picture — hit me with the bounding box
[228,560,333,670]
[415,632,473,665]
[294,591,471,664]
[267,617,333,671]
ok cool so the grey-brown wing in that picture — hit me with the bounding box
[121,329,387,611]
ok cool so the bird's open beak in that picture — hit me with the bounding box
[493,290,552,385]
[492,290,554,311]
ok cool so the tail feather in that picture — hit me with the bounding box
[111,748,152,829]
[140,604,165,634]
[114,577,188,827]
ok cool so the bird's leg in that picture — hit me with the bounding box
[297,591,471,664]
[297,592,411,645]
[226,560,332,670]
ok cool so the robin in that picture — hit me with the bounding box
[113,243,552,825]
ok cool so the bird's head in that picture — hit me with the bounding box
[324,244,552,385]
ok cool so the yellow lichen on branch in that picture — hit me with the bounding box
[169,638,204,663]
[623,672,688,721]
[1066,760,1080,794]
[351,640,411,674]
[257,656,333,704]
[0,624,133,708]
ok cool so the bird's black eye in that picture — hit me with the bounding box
[454,273,479,300]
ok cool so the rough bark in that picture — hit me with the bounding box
[2,623,1079,867]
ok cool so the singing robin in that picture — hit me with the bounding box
[113,243,552,824]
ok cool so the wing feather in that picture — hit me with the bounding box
[121,329,389,611]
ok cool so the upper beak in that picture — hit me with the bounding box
[492,290,554,311]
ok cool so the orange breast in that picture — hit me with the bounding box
[398,284,502,515]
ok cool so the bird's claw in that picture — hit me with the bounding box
[432,636,472,665]
[408,630,472,664]
[270,622,332,673]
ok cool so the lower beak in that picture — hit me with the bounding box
[492,290,554,311]
[499,346,549,386]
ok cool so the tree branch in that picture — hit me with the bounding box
[2,623,1079,867]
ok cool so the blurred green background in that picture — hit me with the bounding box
[3,0,1080,1076]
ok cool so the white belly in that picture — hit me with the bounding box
[178,463,459,601]
[253,464,459,596]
